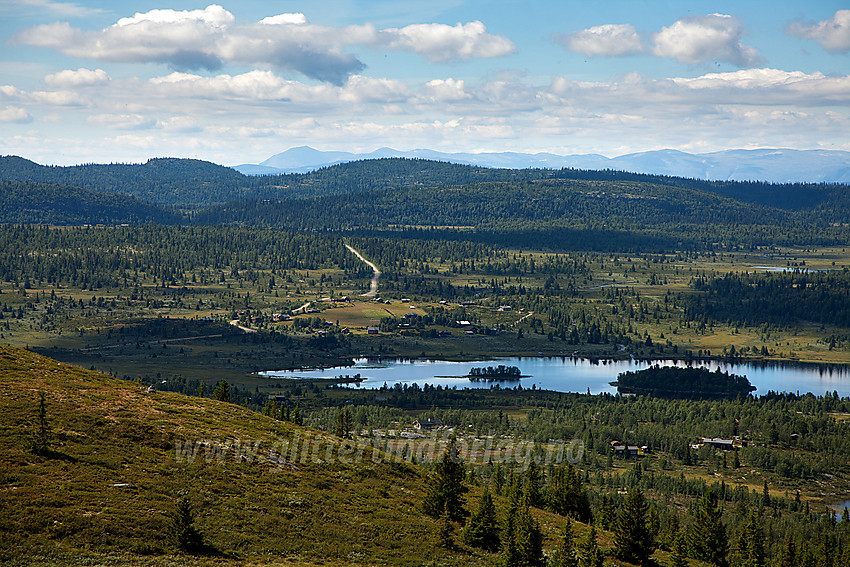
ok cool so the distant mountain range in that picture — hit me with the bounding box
[234,146,850,184]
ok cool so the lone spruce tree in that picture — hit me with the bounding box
[32,392,51,455]
[461,486,500,551]
[170,495,205,554]
[614,488,656,565]
[212,380,230,402]
[423,437,468,522]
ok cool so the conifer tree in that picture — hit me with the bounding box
[597,495,616,530]
[614,488,656,564]
[688,490,728,567]
[550,518,579,567]
[170,495,205,554]
[670,533,689,567]
[437,502,454,549]
[525,460,543,507]
[32,392,50,455]
[291,404,302,425]
[778,535,796,567]
[548,463,591,522]
[423,437,468,522]
[578,525,604,567]
[212,379,230,402]
[735,510,765,567]
[498,491,544,567]
[335,407,353,438]
[461,487,500,551]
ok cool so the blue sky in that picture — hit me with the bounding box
[1,1,848,165]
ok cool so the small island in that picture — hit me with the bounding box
[614,365,756,399]
[467,365,524,382]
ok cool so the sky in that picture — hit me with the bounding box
[1,1,849,166]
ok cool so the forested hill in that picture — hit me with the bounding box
[3,155,849,215]
[0,180,182,225]
[0,156,252,208]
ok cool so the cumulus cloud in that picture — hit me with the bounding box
[557,24,645,57]
[44,68,109,88]
[13,5,515,84]
[259,13,307,25]
[380,21,516,62]
[652,14,761,66]
[0,106,33,123]
[425,78,472,101]
[787,9,850,53]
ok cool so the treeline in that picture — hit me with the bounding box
[687,270,850,327]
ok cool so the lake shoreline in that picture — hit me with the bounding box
[259,355,850,397]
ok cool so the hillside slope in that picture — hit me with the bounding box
[0,345,481,566]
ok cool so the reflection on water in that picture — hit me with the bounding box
[260,356,850,397]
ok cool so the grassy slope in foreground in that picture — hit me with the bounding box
[0,345,479,566]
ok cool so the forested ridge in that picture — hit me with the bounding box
[0,180,181,225]
[3,155,849,225]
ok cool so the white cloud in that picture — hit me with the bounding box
[0,106,33,123]
[259,13,307,26]
[652,14,761,66]
[114,5,234,27]
[5,0,104,18]
[787,9,850,53]
[13,6,515,84]
[44,68,110,88]
[340,76,411,103]
[672,68,828,89]
[558,24,645,57]
[425,78,471,101]
[380,21,516,62]
[88,113,157,130]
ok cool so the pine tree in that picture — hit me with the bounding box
[423,437,468,522]
[170,495,205,554]
[736,510,765,567]
[461,487,500,551]
[212,379,230,402]
[291,404,302,425]
[614,488,656,564]
[550,518,579,567]
[578,525,604,567]
[688,491,728,567]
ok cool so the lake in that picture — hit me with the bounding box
[260,357,850,397]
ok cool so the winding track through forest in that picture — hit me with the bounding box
[345,244,381,297]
